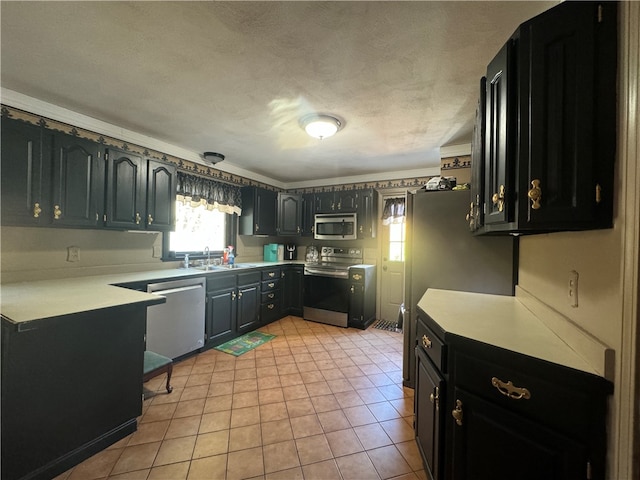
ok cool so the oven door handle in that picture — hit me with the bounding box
[304,268,348,279]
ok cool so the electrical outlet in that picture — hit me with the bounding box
[67,246,80,262]
[152,245,162,258]
[568,270,579,308]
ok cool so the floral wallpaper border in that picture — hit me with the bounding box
[1,104,456,194]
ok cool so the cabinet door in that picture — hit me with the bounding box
[336,191,357,212]
[278,193,302,235]
[468,78,486,232]
[256,189,277,236]
[415,348,445,480]
[484,41,515,226]
[302,193,315,237]
[282,266,304,316]
[518,2,613,228]
[51,133,103,227]
[206,287,236,344]
[105,148,146,229]
[449,388,588,480]
[1,118,52,225]
[315,192,335,212]
[146,159,176,231]
[357,189,377,239]
[237,283,260,333]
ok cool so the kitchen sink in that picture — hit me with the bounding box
[195,263,256,271]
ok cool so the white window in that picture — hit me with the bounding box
[388,221,405,262]
[165,201,234,257]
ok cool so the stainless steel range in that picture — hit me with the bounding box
[303,246,363,327]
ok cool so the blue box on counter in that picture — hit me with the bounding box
[263,244,278,262]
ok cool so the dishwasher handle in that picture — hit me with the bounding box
[149,284,203,296]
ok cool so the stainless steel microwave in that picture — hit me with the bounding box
[314,213,358,240]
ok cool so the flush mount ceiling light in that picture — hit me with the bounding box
[203,152,225,165]
[300,114,344,140]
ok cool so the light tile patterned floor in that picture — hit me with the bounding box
[55,316,425,480]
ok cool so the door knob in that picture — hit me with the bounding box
[382,265,388,271]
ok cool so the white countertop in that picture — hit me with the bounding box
[0,262,303,325]
[417,288,609,377]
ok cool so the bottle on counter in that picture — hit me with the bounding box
[223,248,229,265]
[183,254,190,268]
[228,246,235,265]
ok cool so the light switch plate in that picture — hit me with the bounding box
[67,246,80,262]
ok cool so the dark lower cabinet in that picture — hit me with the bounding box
[237,272,261,334]
[282,265,304,316]
[450,388,588,480]
[415,306,612,480]
[206,274,237,345]
[260,267,282,325]
[1,304,148,480]
[415,347,445,480]
[348,265,376,329]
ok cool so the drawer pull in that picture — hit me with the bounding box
[491,377,531,400]
[268,293,275,299]
[422,335,432,349]
[268,282,275,288]
[268,272,275,278]
[452,399,463,426]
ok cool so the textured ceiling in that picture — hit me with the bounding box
[0,1,556,187]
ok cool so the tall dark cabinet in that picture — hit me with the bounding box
[239,187,278,236]
[476,1,617,235]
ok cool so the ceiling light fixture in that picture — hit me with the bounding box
[203,152,225,165]
[300,114,343,140]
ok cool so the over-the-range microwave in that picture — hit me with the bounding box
[314,213,357,240]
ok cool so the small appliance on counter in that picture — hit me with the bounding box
[284,244,297,260]
[277,244,284,261]
[305,245,318,263]
[263,243,278,262]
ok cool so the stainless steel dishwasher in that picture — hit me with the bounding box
[146,277,206,359]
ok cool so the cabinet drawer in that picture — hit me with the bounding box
[261,298,282,318]
[206,273,236,292]
[261,289,281,303]
[262,268,281,280]
[451,345,608,439]
[417,315,447,373]
[261,278,281,292]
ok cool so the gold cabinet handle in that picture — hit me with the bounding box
[53,205,62,220]
[492,184,505,212]
[466,202,474,223]
[147,214,153,225]
[268,282,275,288]
[268,293,275,299]
[267,303,275,309]
[297,226,301,234]
[350,285,355,293]
[429,386,440,410]
[268,272,275,278]
[422,335,432,349]
[491,377,531,400]
[595,183,602,204]
[452,399,463,426]
[33,202,42,218]
[135,212,141,224]
[232,291,236,300]
[527,179,542,210]
[359,225,364,233]
[238,291,243,298]
[255,223,259,232]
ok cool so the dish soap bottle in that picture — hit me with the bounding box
[227,246,235,266]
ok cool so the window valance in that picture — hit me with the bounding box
[381,197,405,225]
[176,172,242,216]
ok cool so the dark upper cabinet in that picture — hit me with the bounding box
[240,187,277,236]
[302,193,315,237]
[356,188,378,239]
[314,191,335,213]
[105,147,146,230]
[51,133,103,228]
[483,41,514,228]
[477,1,616,235]
[146,159,177,231]
[468,77,486,232]
[1,118,53,226]
[277,192,302,236]
[336,191,357,212]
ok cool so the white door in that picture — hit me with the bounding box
[379,197,406,323]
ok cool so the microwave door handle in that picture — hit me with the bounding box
[342,219,345,238]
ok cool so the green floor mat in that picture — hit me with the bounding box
[214,331,276,356]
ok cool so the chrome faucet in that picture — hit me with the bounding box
[204,246,210,266]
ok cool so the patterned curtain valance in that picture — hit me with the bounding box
[176,172,242,215]
[381,197,405,225]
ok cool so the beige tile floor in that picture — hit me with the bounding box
[55,316,426,480]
